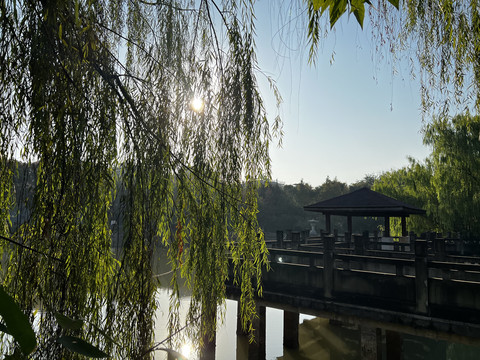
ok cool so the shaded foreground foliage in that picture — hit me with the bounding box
[0,0,275,358]
[2,0,480,357]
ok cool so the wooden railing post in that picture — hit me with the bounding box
[409,231,416,252]
[435,237,446,261]
[363,231,370,252]
[323,235,335,299]
[373,230,379,250]
[292,231,300,250]
[354,234,364,255]
[345,231,351,246]
[301,230,309,244]
[415,239,429,315]
[286,229,292,241]
[276,230,284,249]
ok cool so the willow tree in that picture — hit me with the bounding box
[0,0,277,358]
[306,0,480,117]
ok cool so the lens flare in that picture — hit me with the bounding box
[190,97,204,113]
[180,342,193,358]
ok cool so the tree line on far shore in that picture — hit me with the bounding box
[257,175,381,237]
[10,114,480,242]
[259,115,480,241]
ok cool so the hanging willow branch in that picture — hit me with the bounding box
[0,0,280,358]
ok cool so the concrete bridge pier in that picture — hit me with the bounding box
[360,327,404,360]
[283,310,299,349]
[385,330,402,360]
[200,305,217,360]
[236,302,266,360]
[360,326,382,360]
[249,305,266,360]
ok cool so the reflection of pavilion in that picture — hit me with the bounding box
[304,187,426,237]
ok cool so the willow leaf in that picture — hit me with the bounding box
[57,336,108,358]
[0,286,36,355]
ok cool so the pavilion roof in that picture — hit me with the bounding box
[304,187,426,217]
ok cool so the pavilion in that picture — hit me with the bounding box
[304,187,426,237]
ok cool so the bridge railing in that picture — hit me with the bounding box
[254,236,480,327]
[268,230,480,260]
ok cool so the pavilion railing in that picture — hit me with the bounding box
[267,229,479,258]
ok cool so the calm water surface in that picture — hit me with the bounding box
[153,287,480,360]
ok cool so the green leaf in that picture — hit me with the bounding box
[387,0,400,9]
[0,286,36,355]
[57,336,108,358]
[54,312,84,330]
[329,0,348,28]
[312,0,324,11]
[351,0,366,28]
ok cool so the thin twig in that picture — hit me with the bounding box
[0,234,63,262]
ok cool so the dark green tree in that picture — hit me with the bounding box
[424,115,480,235]
[374,115,480,238]
[373,158,439,236]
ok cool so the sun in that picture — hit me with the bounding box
[180,342,193,358]
[190,97,205,113]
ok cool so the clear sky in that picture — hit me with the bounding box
[254,1,431,187]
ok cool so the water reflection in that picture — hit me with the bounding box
[152,288,480,360]
[151,249,480,360]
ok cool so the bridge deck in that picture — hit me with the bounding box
[226,236,480,344]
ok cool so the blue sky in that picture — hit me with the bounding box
[254,2,431,186]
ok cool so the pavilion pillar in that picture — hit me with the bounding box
[325,213,331,234]
[401,216,407,237]
[384,216,390,237]
[347,215,352,235]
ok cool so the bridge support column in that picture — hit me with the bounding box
[236,301,247,336]
[283,310,299,349]
[248,305,266,360]
[200,305,217,360]
[386,330,403,360]
[360,326,382,360]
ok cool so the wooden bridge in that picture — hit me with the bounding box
[225,231,480,359]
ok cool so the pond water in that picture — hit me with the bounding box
[153,289,302,360]
[149,247,480,360]
[152,288,480,360]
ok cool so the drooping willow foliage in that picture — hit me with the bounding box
[305,0,480,117]
[371,0,480,117]
[0,0,277,358]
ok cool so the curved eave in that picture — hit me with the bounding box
[303,206,426,217]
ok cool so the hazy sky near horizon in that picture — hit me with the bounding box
[253,2,431,187]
